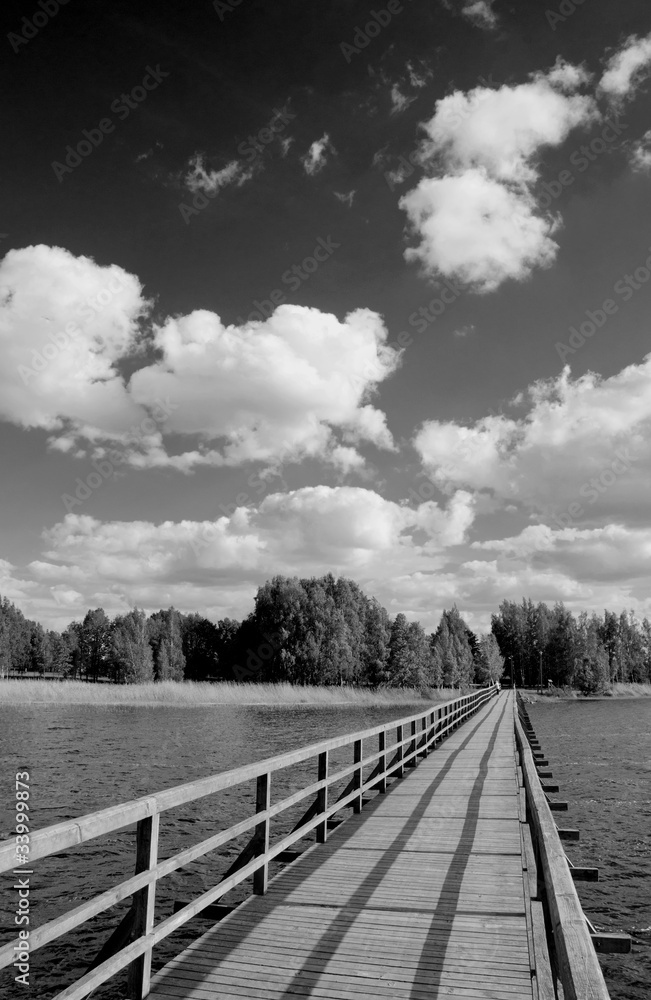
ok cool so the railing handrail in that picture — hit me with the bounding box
[0,683,499,1000]
[513,701,610,1000]
[0,684,495,873]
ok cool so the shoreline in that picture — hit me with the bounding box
[0,679,463,708]
[519,682,651,703]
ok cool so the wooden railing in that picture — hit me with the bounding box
[0,683,498,1000]
[514,697,612,1000]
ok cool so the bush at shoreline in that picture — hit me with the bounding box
[520,682,651,702]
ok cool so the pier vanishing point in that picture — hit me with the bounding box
[0,687,631,1000]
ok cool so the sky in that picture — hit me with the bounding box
[2,0,651,635]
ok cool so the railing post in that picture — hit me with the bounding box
[408,720,417,765]
[396,725,404,777]
[420,716,427,756]
[127,811,159,1000]
[353,739,363,813]
[253,772,270,895]
[316,751,329,843]
[378,731,386,793]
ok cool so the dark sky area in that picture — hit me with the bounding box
[2,0,651,632]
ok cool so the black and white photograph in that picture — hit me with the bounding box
[0,1,649,998]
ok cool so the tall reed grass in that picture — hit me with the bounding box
[604,681,651,697]
[0,679,467,707]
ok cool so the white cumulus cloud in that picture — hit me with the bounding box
[414,356,651,522]
[17,488,476,628]
[399,61,597,292]
[0,246,400,474]
[599,32,651,100]
[401,170,559,292]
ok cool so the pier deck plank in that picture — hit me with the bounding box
[149,692,534,1000]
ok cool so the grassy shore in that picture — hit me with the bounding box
[521,682,651,702]
[0,679,469,707]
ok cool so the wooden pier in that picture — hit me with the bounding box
[0,685,622,1000]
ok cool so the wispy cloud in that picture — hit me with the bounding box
[184,153,254,194]
[406,61,430,89]
[629,130,651,171]
[460,0,497,30]
[301,133,336,175]
[334,190,356,207]
[441,0,498,31]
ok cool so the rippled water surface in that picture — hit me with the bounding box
[1,698,649,999]
[0,702,423,999]
[528,697,651,1000]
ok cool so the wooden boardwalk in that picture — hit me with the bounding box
[149,691,535,1000]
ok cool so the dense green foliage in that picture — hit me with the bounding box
[30,577,651,691]
[491,599,651,693]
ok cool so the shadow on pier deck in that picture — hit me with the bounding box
[149,693,535,1000]
[0,684,620,1000]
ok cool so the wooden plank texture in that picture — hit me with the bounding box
[150,692,535,1000]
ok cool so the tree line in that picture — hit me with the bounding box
[0,575,504,688]
[492,598,651,693]
[8,579,648,692]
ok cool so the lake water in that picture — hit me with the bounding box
[0,698,648,1000]
[0,702,424,999]
[528,697,651,1000]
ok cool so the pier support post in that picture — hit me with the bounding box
[316,751,329,841]
[396,725,404,777]
[127,811,159,1000]
[420,716,428,756]
[253,772,270,895]
[408,720,417,766]
[353,740,363,813]
[377,732,386,793]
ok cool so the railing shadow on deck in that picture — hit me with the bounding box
[0,683,499,1000]
[151,694,506,1000]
